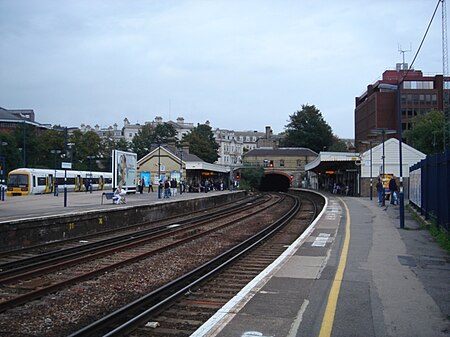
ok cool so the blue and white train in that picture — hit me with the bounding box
[6,168,112,196]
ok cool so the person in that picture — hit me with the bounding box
[164,179,170,198]
[389,176,398,205]
[139,177,145,194]
[376,177,383,205]
[170,178,177,197]
[54,181,59,197]
[113,185,127,204]
[148,178,154,193]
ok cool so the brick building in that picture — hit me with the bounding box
[354,66,448,151]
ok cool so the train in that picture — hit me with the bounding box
[6,168,113,196]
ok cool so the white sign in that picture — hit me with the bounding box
[61,162,72,169]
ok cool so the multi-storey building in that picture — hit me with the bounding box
[354,65,447,150]
[213,128,272,167]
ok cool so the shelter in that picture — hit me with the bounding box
[305,152,360,196]
[305,139,426,197]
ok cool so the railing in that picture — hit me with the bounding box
[410,150,450,232]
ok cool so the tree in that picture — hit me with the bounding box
[281,104,333,153]
[328,135,350,152]
[182,123,219,163]
[131,123,177,159]
[69,130,102,170]
[404,110,447,155]
[238,167,265,191]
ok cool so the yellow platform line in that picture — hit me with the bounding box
[319,199,350,337]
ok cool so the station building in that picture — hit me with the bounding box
[242,147,318,191]
[136,145,230,191]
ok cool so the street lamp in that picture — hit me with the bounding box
[370,129,396,206]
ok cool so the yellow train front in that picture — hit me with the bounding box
[6,168,112,196]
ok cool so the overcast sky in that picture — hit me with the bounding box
[0,0,445,138]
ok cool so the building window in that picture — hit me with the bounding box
[403,81,434,89]
[280,159,285,167]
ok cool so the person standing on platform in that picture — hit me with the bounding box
[139,177,144,194]
[389,176,398,205]
[148,178,154,192]
[170,178,177,197]
[376,177,383,205]
[164,179,170,198]
[54,181,59,197]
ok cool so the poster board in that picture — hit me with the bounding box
[112,150,137,193]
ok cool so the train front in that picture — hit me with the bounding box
[6,170,30,196]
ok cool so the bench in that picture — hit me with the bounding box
[101,192,116,205]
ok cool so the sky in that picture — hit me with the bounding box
[0,0,446,138]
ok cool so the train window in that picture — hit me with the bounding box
[37,177,46,186]
[7,174,29,186]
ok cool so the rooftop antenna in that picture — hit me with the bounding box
[398,43,412,70]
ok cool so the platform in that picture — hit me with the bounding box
[192,193,450,337]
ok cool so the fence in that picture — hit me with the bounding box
[410,150,450,232]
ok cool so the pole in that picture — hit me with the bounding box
[64,169,67,207]
[398,83,405,228]
[179,150,183,195]
[158,143,161,199]
[382,130,386,207]
[369,145,373,200]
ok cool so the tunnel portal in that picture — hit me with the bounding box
[260,173,290,192]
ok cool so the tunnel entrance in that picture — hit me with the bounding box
[260,173,290,192]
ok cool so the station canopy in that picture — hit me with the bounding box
[305,152,360,174]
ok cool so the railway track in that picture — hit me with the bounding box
[0,194,282,313]
[68,191,324,337]
[0,193,264,269]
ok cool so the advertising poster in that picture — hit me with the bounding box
[113,150,137,192]
[140,172,151,187]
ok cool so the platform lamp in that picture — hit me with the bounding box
[0,141,8,185]
[359,138,380,200]
[156,137,162,199]
[379,82,405,228]
[177,147,184,195]
[369,129,396,206]
[50,149,62,194]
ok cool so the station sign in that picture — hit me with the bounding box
[61,162,72,169]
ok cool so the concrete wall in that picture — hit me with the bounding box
[0,191,246,253]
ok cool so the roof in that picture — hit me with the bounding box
[305,152,360,172]
[243,147,318,157]
[137,145,230,173]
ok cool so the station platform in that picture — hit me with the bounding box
[0,189,227,222]
[192,194,450,337]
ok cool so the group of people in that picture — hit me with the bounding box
[376,176,399,206]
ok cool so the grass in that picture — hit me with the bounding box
[407,205,450,254]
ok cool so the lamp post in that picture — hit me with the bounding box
[50,149,62,195]
[86,156,95,193]
[0,141,8,185]
[156,137,162,199]
[370,129,396,206]
[177,148,183,195]
[379,82,405,227]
